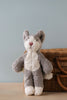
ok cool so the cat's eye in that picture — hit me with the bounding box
[27,37,29,39]
[36,38,38,41]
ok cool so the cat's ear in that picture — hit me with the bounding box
[35,30,45,43]
[23,30,29,40]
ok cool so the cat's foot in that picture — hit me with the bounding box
[35,87,43,96]
[44,73,53,80]
[25,86,34,96]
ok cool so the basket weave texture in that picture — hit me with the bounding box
[40,48,67,92]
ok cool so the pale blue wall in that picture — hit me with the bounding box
[0,0,67,82]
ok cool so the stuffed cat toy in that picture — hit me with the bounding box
[12,30,53,96]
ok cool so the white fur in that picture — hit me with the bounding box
[25,51,40,71]
[24,36,41,71]
[25,86,34,96]
[24,35,44,96]
[35,87,43,95]
[44,73,53,80]
[24,36,41,52]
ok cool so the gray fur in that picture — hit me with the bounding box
[32,67,43,87]
[24,69,34,87]
[12,53,26,72]
[23,30,29,40]
[12,51,53,74]
[24,67,43,88]
[12,30,53,95]
[38,52,53,74]
[34,30,45,43]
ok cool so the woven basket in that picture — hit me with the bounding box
[40,48,67,92]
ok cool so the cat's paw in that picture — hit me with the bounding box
[44,73,53,80]
[35,87,43,96]
[25,86,34,96]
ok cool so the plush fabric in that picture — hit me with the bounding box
[12,30,53,96]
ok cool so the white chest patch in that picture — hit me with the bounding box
[24,51,40,71]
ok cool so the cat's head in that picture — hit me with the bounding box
[23,30,45,52]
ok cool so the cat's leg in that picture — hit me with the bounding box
[32,68,43,95]
[24,69,34,96]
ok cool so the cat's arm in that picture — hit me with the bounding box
[12,53,26,72]
[39,52,53,79]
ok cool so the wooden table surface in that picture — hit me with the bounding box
[0,83,67,100]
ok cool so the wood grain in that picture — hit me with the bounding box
[0,83,67,100]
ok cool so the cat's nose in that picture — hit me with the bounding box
[29,42,33,46]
